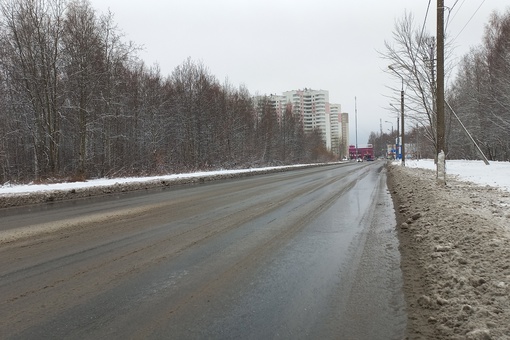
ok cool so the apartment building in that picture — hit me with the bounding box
[254,89,348,153]
[283,89,327,132]
[340,112,349,158]
[330,104,341,154]
[253,94,287,122]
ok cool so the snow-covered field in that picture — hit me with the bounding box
[405,159,510,192]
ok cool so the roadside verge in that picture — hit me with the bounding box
[387,164,510,339]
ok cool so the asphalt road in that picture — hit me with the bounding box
[0,162,407,339]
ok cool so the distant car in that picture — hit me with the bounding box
[357,158,363,162]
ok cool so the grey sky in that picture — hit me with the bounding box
[90,0,509,145]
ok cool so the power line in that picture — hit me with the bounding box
[449,0,467,24]
[450,0,460,11]
[418,0,432,48]
[445,0,463,32]
[452,0,487,41]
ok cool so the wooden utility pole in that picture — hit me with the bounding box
[400,85,405,166]
[388,65,405,165]
[436,0,446,183]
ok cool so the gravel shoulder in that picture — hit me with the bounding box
[387,164,510,340]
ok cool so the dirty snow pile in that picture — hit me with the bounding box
[388,159,510,339]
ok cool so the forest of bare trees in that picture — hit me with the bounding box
[0,0,334,184]
[448,8,510,161]
[375,8,510,162]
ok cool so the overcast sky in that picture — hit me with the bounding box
[89,0,509,145]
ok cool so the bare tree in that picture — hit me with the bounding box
[382,12,456,158]
[61,0,105,177]
[448,9,510,161]
[256,96,278,164]
[1,0,67,178]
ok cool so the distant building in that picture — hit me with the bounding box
[283,89,328,131]
[340,113,349,158]
[284,89,334,150]
[254,89,348,153]
[267,94,288,123]
[253,95,281,119]
[330,104,341,155]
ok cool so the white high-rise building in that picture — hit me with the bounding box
[340,112,349,158]
[330,104,342,154]
[254,89,348,153]
[268,94,288,123]
[253,94,287,122]
[283,89,333,150]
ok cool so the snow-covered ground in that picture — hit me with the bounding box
[388,161,510,338]
[405,159,510,192]
[1,159,508,196]
[0,164,311,196]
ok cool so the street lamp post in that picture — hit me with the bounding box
[384,120,393,135]
[384,120,394,159]
[388,105,400,160]
[389,65,405,166]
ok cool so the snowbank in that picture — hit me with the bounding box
[405,159,510,192]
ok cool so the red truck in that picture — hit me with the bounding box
[349,144,374,161]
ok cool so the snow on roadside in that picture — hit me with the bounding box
[404,159,510,192]
[1,159,508,210]
[0,164,314,196]
[3,159,508,197]
[388,163,510,339]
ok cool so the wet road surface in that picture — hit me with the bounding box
[0,162,406,339]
